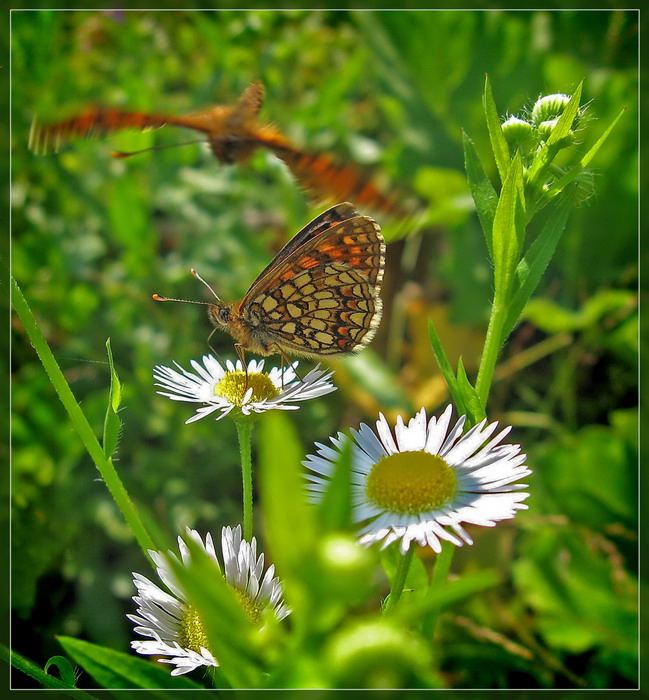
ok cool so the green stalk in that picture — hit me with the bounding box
[383,542,416,613]
[474,293,508,406]
[235,419,254,542]
[12,277,156,558]
[422,542,455,638]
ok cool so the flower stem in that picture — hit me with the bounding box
[423,542,455,638]
[11,277,156,558]
[384,542,416,613]
[475,294,508,407]
[235,420,254,542]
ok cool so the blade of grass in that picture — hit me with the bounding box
[11,277,156,557]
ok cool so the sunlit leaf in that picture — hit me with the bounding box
[56,636,204,691]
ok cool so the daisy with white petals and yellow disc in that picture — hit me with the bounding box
[129,526,289,676]
[304,405,531,554]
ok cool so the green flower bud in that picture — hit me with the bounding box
[501,116,534,148]
[315,534,375,603]
[537,118,576,145]
[326,620,432,689]
[531,93,572,126]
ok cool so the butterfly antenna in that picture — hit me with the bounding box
[111,138,206,159]
[190,268,221,302]
[152,293,211,305]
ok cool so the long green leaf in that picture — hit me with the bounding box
[11,277,156,557]
[56,636,204,691]
[258,411,316,577]
[546,80,583,146]
[579,106,626,168]
[428,318,463,413]
[548,107,627,198]
[483,74,511,184]
[397,569,502,625]
[491,152,526,299]
[462,130,498,256]
[503,192,574,339]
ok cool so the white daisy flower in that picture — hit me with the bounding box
[304,406,531,555]
[153,354,336,422]
[128,526,290,676]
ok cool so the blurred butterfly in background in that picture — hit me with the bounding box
[153,202,386,364]
[29,82,410,219]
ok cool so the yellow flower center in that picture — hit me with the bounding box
[214,370,280,405]
[178,605,210,655]
[365,451,457,514]
[233,588,261,625]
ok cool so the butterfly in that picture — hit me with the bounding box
[29,82,409,218]
[153,202,386,363]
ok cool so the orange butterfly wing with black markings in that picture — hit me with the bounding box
[211,204,385,358]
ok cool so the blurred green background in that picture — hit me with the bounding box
[11,10,638,689]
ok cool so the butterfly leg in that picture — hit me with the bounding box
[234,343,249,387]
[276,347,304,385]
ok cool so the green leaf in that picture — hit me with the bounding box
[380,546,429,599]
[317,434,353,532]
[522,289,636,335]
[456,358,485,425]
[546,81,583,147]
[547,107,627,198]
[5,645,94,695]
[56,636,204,691]
[462,130,498,256]
[395,569,502,625]
[428,318,463,413]
[579,106,626,169]
[44,655,78,688]
[491,152,526,299]
[258,411,316,576]
[502,192,574,339]
[103,339,123,460]
[513,528,637,660]
[483,74,511,184]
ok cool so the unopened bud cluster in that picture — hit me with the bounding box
[501,93,582,152]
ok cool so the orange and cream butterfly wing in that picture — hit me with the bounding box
[240,214,385,356]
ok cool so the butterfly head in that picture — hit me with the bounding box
[207,302,232,329]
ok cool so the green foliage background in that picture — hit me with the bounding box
[10,9,638,690]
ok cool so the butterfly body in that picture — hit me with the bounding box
[188,203,386,360]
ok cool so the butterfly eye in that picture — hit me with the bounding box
[218,307,231,324]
